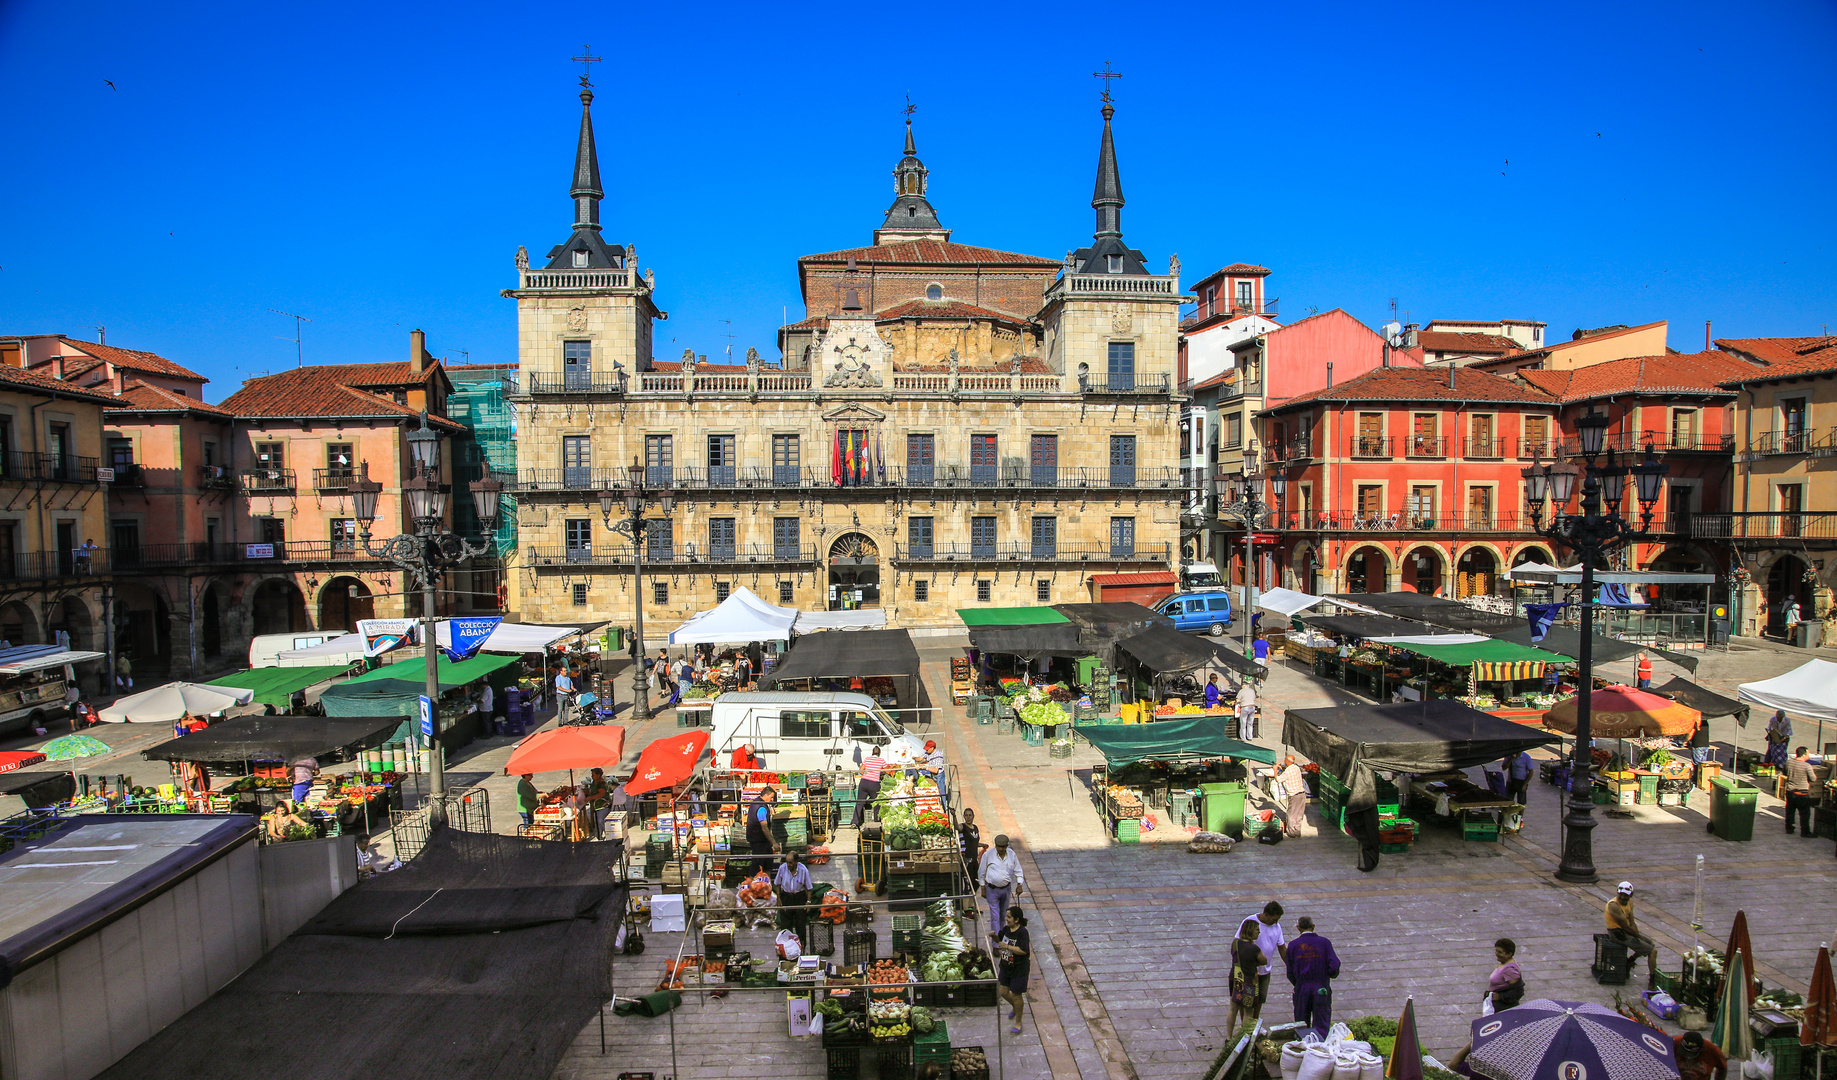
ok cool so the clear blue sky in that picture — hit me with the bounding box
[2,0,1833,401]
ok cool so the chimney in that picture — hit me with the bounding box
[1705,320,1712,352]
[1326,362,1333,389]
[410,329,425,376]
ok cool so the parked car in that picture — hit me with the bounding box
[1157,591,1235,636]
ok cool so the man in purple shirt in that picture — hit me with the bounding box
[1285,916,1341,1038]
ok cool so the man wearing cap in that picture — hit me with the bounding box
[1673,1032,1728,1080]
[1606,881,1659,986]
[979,834,1025,932]
[921,739,948,802]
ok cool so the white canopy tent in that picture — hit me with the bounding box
[1739,659,1837,725]
[276,633,367,668]
[1513,566,1718,585]
[1504,561,1563,581]
[1256,587,1325,617]
[1365,633,1493,647]
[669,586,797,645]
[432,620,584,654]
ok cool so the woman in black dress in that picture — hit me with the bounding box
[1224,917,1268,1036]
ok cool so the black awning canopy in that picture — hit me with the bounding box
[1652,676,1748,723]
[140,715,403,763]
[756,629,920,687]
[1284,698,1558,811]
[1326,592,1519,633]
[1052,602,1174,667]
[968,624,1087,658]
[1299,613,1431,639]
[1115,625,1265,678]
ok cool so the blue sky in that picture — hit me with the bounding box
[2,0,1833,399]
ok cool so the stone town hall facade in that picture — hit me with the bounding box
[503,84,1184,631]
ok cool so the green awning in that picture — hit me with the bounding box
[318,654,521,718]
[1076,715,1276,766]
[957,607,1071,627]
[205,665,352,708]
[1390,639,1566,665]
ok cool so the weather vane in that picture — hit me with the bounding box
[903,93,916,121]
[573,44,601,90]
[1093,60,1122,104]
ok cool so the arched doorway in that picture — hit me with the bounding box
[827,534,880,610]
[200,583,225,659]
[1456,548,1499,598]
[1646,547,1708,612]
[1403,546,1444,595]
[1766,555,1814,636]
[1511,546,1555,571]
[47,596,94,650]
[1344,545,1389,593]
[0,601,39,646]
[251,579,307,636]
[1289,543,1321,595]
[319,576,375,632]
[114,582,173,676]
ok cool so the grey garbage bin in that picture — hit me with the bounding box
[1794,622,1824,649]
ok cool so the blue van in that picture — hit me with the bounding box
[1157,591,1235,635]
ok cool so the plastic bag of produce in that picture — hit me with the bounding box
[1324,1022,1352,1045]
[1297,1045,1338,1080]
[1188,830,1236,854]
[1282,1042,1310,1080]
[1356,1052,1384,1080]
[776,929,803,961]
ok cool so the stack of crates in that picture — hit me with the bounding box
[972,695,995,725]
[1168,789,1199,828]
[832,785,857,824]
[1766,1037,1801,1080]
[784,817,809,849]
[644,837,670,879]
[1377,808,1418,853]
[1318,772,1348,831]
[1021,723,1045,747]
[891,913,924,953]
[1462,809,1501,842]
[844,929,876,967]
[914,1024,951,1073]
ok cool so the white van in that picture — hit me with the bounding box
[708,691,926,774]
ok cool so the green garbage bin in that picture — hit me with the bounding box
[606,626,624,651]
[1709,776,1758,842]
[1200,781,1248,838]
[1075,655,1103,688]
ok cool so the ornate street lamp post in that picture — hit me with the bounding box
[599,461,676,724]
[1523,412,1667,882]
[347,413,502,826]
[1219,462,1284,655]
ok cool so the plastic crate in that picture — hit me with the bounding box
[952,1045,992,1080]
[1049,739,1075,759]
[1379,842,1412,854]
[825,1047,860,1080]
[875,1044,912,1074]
[1463,821,1500,842]
[844,929,876,967]
[915,1023,951,1060]
[996,719,1014,735]
[891,913,923,952]
[962,984,998,1008]
[1021,724,1045,747]
[1767,1037,1801,1080]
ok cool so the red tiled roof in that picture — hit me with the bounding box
[1191,263,1272,287]
[59,340,207,383]
[0,365,124,406]
[107,381,234,418]
[1471,320,1667,368]
[1417,331,1518,354]
[782,315,830,331]
[1516,352,1756,403]
[1089,572,1177,586]
[217,365,464,430]
[1714,337,1837,382]
[874,298,1027,323]
[1270,365,1554,412]
[1189,369,1239,392]
[799,240,1061,268]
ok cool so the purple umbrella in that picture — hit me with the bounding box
[1469,1000,1678,1080]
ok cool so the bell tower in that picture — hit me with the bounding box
[873,107,951,245]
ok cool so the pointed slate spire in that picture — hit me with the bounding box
[904,116,917,157]
[876,114,948,242]
[571,86,603,234]
[1092,102,1124,241]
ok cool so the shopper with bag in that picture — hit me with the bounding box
[774,851,814,950]
[1482,938,1524,1015]
[1224,918,1269,1037]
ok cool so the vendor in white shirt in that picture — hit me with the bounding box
[978,833,1025,933]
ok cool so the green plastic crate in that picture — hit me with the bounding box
[1767,1037,1801,1080]
[915,1023,950,1058]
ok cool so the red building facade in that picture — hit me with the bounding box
[1257,366,1562,597]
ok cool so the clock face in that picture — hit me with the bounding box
[839,344,865,370]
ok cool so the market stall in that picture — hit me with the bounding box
[1113,623,1262,720]
[1370,635,1571,717]
[1545,686,1705,806]
[1326,591,1521,634]
[316,653,521,752]
[1294,613,1432,690]
[755,629,925,724]
[670,586,797,645]
[1283,699,1557,863]
[1076,716,1274,842]
[205,665,353,711]
[139,714,404,835]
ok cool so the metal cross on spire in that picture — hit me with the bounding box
[573,44,602,89]
[1093,60,1123,104]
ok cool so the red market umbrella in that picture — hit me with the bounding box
[0,751,47,774]
[1543,685,1702,738]
[1802,946,1836,1050]
[1726,910,1760,1006]
[625,730,710,796]
[503,726,627,776]
[1387,997,1424,1080]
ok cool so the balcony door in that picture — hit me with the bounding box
[970,434,998,484]
[562,436,591,489]
[1110,435,1136,487]
[565,518,593,562]
[1107,342,1135,391]
[1030,435,1057,487]
[563,340,592,390]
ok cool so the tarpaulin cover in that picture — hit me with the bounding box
[1115,625,1263,678]
[757,629,919,687]
[1494,625,1641,665]
[626,730,711,795]
[1652,677,1749,724]
[791,608,889,633]
[139,715,403,763]
[95,830,622,1080]
[1738,659,1837,724]
[432,619,583,655]
[1257,587,1325,617]
[317,653,520,717]
[0,769,74,805]
[1326,592,1520,633]
[1300,613,1431,640]
[1051,602,1173,665]
[1387,638,1565,666]
[956,606,1071,627]
[1076,714,1275,765]
[275,632,367,667]
[204,665,351,708]
[1284,698,1557,812]
[967,624,1086,657]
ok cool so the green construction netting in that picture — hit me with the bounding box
[956,607,1071,627]
[1075,714,1276,766]
[318,654,521,718]
[205,665,352,709]
[1388,639,1565,665]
